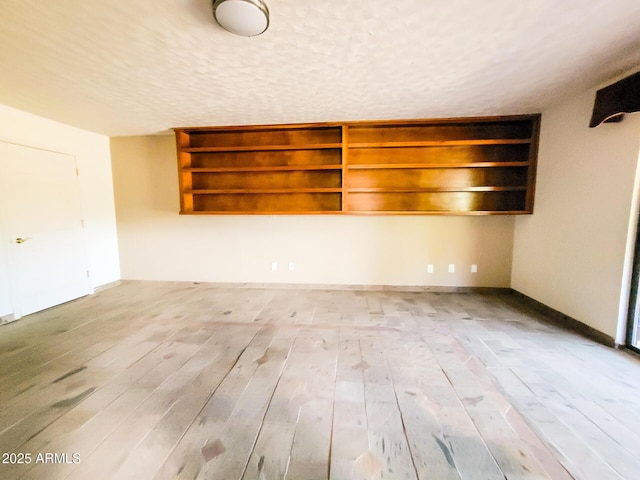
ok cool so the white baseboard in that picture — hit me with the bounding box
[0,313,17,325]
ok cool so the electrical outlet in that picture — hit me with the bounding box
[471,264,478,273]
[288,262,295,271]
[427,264,434,273]
[271,262,278,271]
[448,264,455,273]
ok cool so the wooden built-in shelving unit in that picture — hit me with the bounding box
[174,115,539,215]
[175,124,343,214]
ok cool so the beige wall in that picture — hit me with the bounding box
[0,104,120,317]
[512,81,640,340]
[111,135,516,287]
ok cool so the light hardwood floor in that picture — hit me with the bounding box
[1,281,639,480]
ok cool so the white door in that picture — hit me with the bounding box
[0,141,90,318]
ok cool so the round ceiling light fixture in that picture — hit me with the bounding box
[213,0,270,37]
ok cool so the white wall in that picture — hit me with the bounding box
[111,135,516,287]
[0,104,120,316]
[512,81,640,340]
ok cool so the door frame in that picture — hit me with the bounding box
[626,213,640,353]
[0,140,91,320]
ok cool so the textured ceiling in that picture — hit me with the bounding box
[1,0,640,136]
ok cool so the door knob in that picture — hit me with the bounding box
[15,237,31,244]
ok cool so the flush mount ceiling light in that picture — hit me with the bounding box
[213,0,270,37]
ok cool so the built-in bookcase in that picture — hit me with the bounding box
[174,115,539,215]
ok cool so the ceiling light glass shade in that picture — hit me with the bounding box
[213,0,269,37]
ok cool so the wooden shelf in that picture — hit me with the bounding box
[346,190,529,213]
[345,210,528,216]
[174,115,540,215]
[183,210,342,215]
[347,139,531,148]
[347,144,531,167]
[347,186,527,193]
[184,144,342,153]
[183,165,341,173]
[191,191,342,213]
[347,161,530,169]
[190,188,342,194]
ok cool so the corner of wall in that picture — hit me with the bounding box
[511,84,640,340]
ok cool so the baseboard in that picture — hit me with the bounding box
[184,280,511,294]
[93,280,122,293]
[0,313,17,325]
[509,289,616,348]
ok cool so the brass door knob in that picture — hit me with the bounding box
[15,237,30,244]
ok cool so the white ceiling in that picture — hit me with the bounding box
[1,0,640,136]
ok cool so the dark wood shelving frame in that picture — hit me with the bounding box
[174,114,540,215]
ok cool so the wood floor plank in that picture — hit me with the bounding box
[365,401,418,480]
[62,344,205,480]
[194,333,294,480]
[114,334,268,479]
[286,398,334,480]
[438,364,553,480]
[284,327,337,480]
[20,324,247,480]
[151,326,282,479]
[513,368,640,479]
[393,388,461,480]
[329,331,369,480]
[242,421,297,480]
[330,424,370,480]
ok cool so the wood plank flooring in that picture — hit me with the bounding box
[1,281,639,479]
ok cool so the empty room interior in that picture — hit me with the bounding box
[2,1,640,479]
